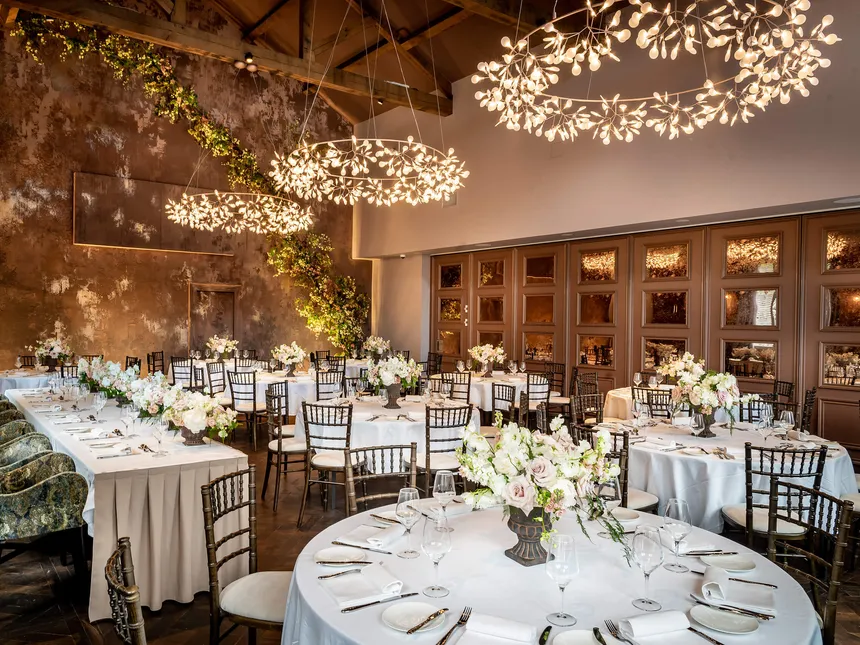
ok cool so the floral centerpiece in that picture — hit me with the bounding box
[366,356,421,410]
[468,343,506,377]
[78,357,139,403]
[271,342,307,376]
[162,390,238,445]
[362,336,391,357]
[457,415,626,566]
[27,322,73,372]
[129,373,183,418]
[657,352,759,437]
[206,334,239,357]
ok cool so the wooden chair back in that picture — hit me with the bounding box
[170,357,192,387]
[302,402,353,454]
[572,393,604,424]
[645,389,673,418]
[578,426,630,507]
[105,536,147,645]
[491,382,516,423]
[441,371,471,403]
[146,351,164,375]
[315,370,345,401]
[426,352,443,376]
[125,356,141,371]
[567,366,579,397]
[576,371,599,396]
[543,362,565,394]
[18,355,36,367]
[631,386,650,405]
[423,405,471,494]
[800,387,817,434]
[207,361,226,395]
[266,382,289,427]
[525,372,550,404]
[345,443,417,514]
[773,379,796,402]
[60,365,78,379]
[227,370,259,413]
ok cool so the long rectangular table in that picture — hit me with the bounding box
[6,389,249,622]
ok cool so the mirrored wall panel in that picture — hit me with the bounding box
[524,333,554,361]
[524,295,554,324]
[724,340,777,380]
[826,229,860,272]
[823,286,860,328]
[440,264,462,289]
[579,293,615,325]
[439,330,460,355]
[479,297,504,322]
[644,338,687,370]
[644,291,687,325]
[724,289,778,327]
[479,331,504,347]
[823,344,860,387]
[580,249,616,283]
[645,243,689,279]
[479,260,505,286]
[525,256,555,284]
[725,235,780,275]
[578,335,615,367]
[439,298,461,321]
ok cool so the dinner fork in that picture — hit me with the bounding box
[604,619,636,645]
[436,606,471,645]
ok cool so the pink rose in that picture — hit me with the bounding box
[504,475,537,515]
[671,386,682,402]
[527,456,557,488]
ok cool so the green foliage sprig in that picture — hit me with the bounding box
[13,14,368,349]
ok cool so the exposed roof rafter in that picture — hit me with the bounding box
[439,0,538,33]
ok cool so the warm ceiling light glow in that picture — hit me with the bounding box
[166,191,312,235]
[269,136,470,207]
[472,0,839,144]
[244,52,254,64]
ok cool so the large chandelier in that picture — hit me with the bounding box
[472,0,839,144]
[269,136,469,207]
[166,191,312,235]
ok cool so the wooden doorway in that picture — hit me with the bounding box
[188,283,240,353]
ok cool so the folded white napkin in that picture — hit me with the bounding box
[70,429,107,440]
[368,524,406,548]
[52,415,83,425]
[33,404,63,412]
[638,437,678,451]
[90,445,131,457]
[404,395,423,403]
[410,497,472,520]
[456,613,538,645]
[620,611,689,640]
[320,562,402,609]
[659,532,715,555]
[702,566,776,613]
[337,524,403,549]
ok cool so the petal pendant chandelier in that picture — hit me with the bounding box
[269,136,470,207]
[166,191,313,235]
[472,0,839,144]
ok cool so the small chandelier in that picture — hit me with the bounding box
[472,0,839,144]
[166,191,312,235]
[269,136,470,206]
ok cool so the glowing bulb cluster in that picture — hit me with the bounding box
[165,192,313,235]
[472,0,839,144]
[269,136,469,206]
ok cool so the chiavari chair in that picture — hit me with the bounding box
[206,361,231,406]
[393,350,411,360]
[315,369,345,401]
[234,358,256,372]
[578,426,631,509]
[125,356,141,371]
[645,389,673,419]
[328,356,346,372]
[441,371,471,404]
[261,390,306,512]
[543,362,565,396]
[312,350,331,368]
[426,352,443,376]
[345,443,417,516]
[772,379,796,403]
[800,387,817,434]
[18,355,36,368]
[79,354,103,362]
[721,442,826,548]
[420,404,471,496]
[201,466,291,644]
[146,351,164,375]
[481,382,516,438]
[576,371,599,396]
[572,392,605,425]
[549,365,578,410]
[768,480,853,645]
[104,537,147,645]
[60,364,78,379]
[297,402,354,528]
[227,371,265,451]
[517,391,529,427]
[631,385,651,407]
[170,357,192,387]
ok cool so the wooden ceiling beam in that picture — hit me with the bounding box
[170,0,186,24]
[5,0,452,115]
[244,0,292,41]
[1,6,19,29]
[439,0,538,33]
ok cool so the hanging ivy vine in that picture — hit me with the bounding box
[13,14,369,349]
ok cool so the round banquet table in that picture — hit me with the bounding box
[430,372,534,412]
[627,420,857,532]
[281,505,822,645]
[345,358,371,379]
[604,385,731,423]
[0,368,53,395]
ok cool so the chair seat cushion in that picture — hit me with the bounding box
[625,488,659,511]
[220,570,291,624]
[415,452,460,471]
[479,425,498,438]
[548,395,571,405]
[233,401,265,413]
[273,424,295,438]
[720,504,807,536]
[855,474,860,492]
[310,451,361,469]
[584,416,624,425]
[268,438,307,453]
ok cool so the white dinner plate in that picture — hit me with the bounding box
[313,546,367,566]
[611,508,639,524]
[381,601,447,632]
[699,554,757,572]
[690,604,759,634]
[552,630,623,644]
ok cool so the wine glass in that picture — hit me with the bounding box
[508,360,517,375]
[92,391,107,422]
[663,498,691,573]
[655,372,664,386]
[433,470,456,531]
[205,349,211,359]
[778,409,796,433]
[632,526,665,611]
[121,402,137,433]
[395,488,421,559]
[456,360,465,373]
[545,533,579,626]
[152,419,169,457]
[633,372,642,387]
[519,361,526,373]
[441,382,452,406]
[421,517,451,598]
[598,477,622,515]
[14,356,22,369]
[648,375,658,389]
[320,359,330,372]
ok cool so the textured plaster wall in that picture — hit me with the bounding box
[0,2,371,368]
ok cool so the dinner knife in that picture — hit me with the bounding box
[591,627,607,645]
[331,541,392,555]
[407,608,448,634]
[689,569,778,588]
[340,592,418,613]
[689,595,774,620]
[370,514,401,525]
[539,625,552,644]
[315,560,371,566]
[688,627,726,645]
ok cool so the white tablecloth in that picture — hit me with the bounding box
[282,506,821,645]
[345,359,370,378]
[604,385,691,421]
[627,420,857,532]
[5,389,249,622]
[0,369,53,395]
[431,372,531,412]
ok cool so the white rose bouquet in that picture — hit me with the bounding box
[367,356,422,389]
[206,334,239,355]
[78,357,139,400]
[162,390,238,440]
[28,322,73,364]
[362,336,391,355]
[468,344,506,365]
[271,342,307,365]
[130,373,183,418]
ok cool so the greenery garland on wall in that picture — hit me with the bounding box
[13,14,369,350]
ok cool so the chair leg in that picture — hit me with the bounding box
[262,452,272,500]
[273,450,283,513]
[248,627,256,645]
[297,467,312,529]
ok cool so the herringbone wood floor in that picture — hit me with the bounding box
[1,433,859,644]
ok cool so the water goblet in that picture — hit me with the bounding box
[519,361,526,373]
[395,487,421,559]
[690,412,705,436]
[152,419,169,457]
[456,360,465,374]
[648,376,658,389]
[655,372,664,386]
[779,409,795,432]
[243,350,249,359]
[433,470,456,531]
[14,356,22,369]
[545,533,579,626]
[205,349,211,359]
[632,526,664,611]
[508,360,517,375]
[633,372,642,387]
[320,359,330,372]
[421,517,451,598]
[92,391,107,422]
[663,498,691,573]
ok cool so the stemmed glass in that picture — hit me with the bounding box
[14,356,22,369]
[633,372,642,387]
[441,382,452,406]
[690,413,705,436]
[648,376,658,389]
[121,403,138,434]
[545,533,579,626]
[205,349,211,359]
[243,350,250,359]
[632,526,665,611]
[395,487,421,559]
[92,391,107,422]
[508,360,518,375]
[655,372,664,387]
[778,410,796,433]
[433,470,456,531]
[421,517,451,598]
[663,498,692,573]
[77,382,90,411]
[320,359,330,372]
[152,419,169,457]
[456,360,465,373]
[519,361,526,373]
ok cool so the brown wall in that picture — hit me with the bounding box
[0,3,371,367]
